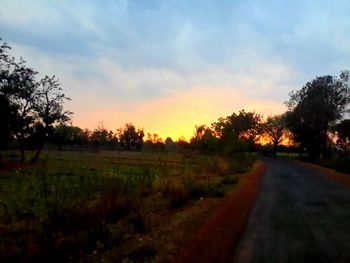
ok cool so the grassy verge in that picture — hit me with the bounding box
[0,151,256,262]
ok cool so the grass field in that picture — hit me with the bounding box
[0,150,256,262]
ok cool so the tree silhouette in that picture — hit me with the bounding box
[0,40,38,162]
[211,110,262,153]
[0,95,18,164]
[190,125,218,153]
[52,125,89,147]
[286,72,350,160]
[0,38,72,162]
[334,119,350,155]
[30,75,72,162]
[262,114,287,158]
[117,123,144,151]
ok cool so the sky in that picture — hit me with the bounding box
[1,0,350,140]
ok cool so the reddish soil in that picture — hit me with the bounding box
[173,160,267,263]
[298,161,350,187]
[0,161,35,173]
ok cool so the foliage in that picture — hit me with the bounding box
[0,39,71,163]
[0,95,18,150]
[190,125,218,153]
[117,123,145,151]
[286,72,350,160]
[262,114,288,158]
[191,110,262,154]
[90,123,118,150]
[334,119,350,155]
[0,151,254,262]
[52,125,89,147]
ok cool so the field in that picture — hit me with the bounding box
[0,150,256,262]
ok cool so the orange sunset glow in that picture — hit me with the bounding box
[68,86,287,141]
[3,0,348,143]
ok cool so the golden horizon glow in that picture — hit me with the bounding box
[69,86,287,141]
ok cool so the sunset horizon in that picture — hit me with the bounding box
[1,0,349,140]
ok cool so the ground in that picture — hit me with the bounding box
[0,150,255,262]
[233,158,350,263]
[1,152,349,262]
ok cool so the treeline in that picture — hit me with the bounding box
[50,122,162,151]
[1,38,350,164]
[191,72,350,162]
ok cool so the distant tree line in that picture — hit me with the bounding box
[1,38,349,164]
[190,73,350,161]
[190,110,262,155]
[51,122,145,151]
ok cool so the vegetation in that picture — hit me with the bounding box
[0,151,255,262]
[0,36,350,262]
[0,40,71,163]
[286,72,350,161]
[262,114,288,158]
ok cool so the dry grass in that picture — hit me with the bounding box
[0,151,257,262]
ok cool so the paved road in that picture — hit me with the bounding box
[233,158,350,263]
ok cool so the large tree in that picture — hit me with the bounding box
[0,39,72,162]
[211,110,262,153]
[0,40,38,162]
[286,72,350,160]
[262,114,288,158]
[30,75,72,162]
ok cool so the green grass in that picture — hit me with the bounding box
[0,150,256,262]
[276,152,300,160]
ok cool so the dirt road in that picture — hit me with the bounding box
[233,158,350,263]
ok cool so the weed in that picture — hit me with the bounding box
[0,150,254,261]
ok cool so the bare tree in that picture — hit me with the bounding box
[30,75,72,162]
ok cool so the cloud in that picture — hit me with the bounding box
[2,0,350,139]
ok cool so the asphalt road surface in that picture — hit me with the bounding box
[233,158,350,263]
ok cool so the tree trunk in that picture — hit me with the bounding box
[0,151,4,168]
[20,145,25,163]
[273,142,278,159]
[30,143,43,163]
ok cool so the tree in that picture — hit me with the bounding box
[90,123,118,150]
[211,110,262,153]
[0,40,38,162]
[0,95,18,164]
[0,39,72,162]
[334,119,350,155]
[190,125,218,153]
[146,133,163,144]
[30,75,71,162]
[52,125,89,147]
[286,72,350,160]
[262,114,287,158]
[117,123,144,151]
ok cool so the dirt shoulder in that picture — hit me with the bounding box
[297,161,350,187]
[173,160,267,263]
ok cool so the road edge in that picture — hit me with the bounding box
[173,160,267,263]
[296,161,350,188]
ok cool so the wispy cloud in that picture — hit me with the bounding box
[1,0,350,138]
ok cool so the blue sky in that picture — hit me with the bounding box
[1,0,350,139]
